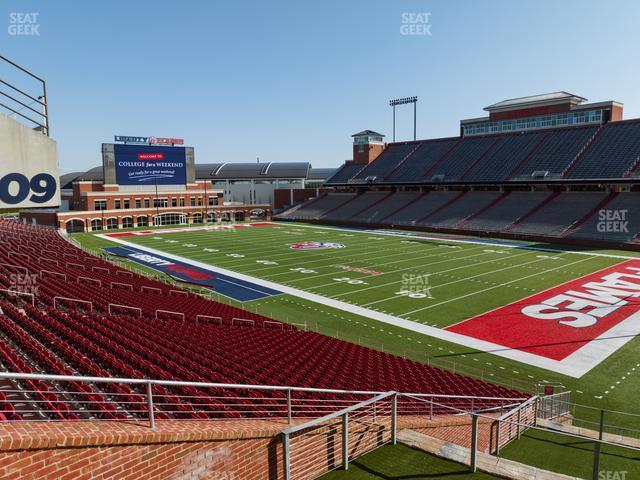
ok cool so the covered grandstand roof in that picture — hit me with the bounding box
[61,162,336,187]
[59,167,104,188]
[484,91,587,111]
[196,162,312,180]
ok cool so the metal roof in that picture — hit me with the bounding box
[484,92,587,112]
[200,162,312,180]
[308,168,338,181]
[59,171,84,189]
[352,130,385,137]
[60,162,328,185]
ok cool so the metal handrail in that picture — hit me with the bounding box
[0,55,49,135]
[281,392,395,435]
[0,371,528,400]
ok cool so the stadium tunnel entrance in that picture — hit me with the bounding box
[65,219,85,233]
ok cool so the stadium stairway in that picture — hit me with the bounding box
[561,125,605,178]
[505,133,550,180]
[346,190,396,220]
[379,191,430,223]
[415,191,467,224]
[502,191,560,232]
[456,190,511,228]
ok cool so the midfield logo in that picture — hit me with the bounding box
[289,242,345,250]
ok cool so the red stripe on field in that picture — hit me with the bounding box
[102,232,135,237]
[446,259,640,360]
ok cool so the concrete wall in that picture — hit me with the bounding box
[0,112,59,208]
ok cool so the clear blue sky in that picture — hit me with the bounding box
[2,0,639,172]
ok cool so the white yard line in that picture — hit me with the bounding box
[333,249,534,298]
[98,233,616,378]
[264,244,488,282]
[360,251,556,308]
[401,255,589,316]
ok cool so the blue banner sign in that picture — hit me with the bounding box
[114,144,187,185]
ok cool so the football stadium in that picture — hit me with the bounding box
[1,2,640,479]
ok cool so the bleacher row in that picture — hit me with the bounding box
[328,120,640,185]
[0,220,522,421]
[283,190,640,244]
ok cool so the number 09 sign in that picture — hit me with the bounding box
[0,172,58,206]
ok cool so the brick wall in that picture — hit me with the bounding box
[0,419,285,480]
[0,415,492,478]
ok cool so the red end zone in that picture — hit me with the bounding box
[446,259,640,360]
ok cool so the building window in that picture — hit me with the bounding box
[190,197,196,206]
[135,199,141,209]
[197,196,202,206]
[208,197,217,206]
[154,198,168,208]
[137,216,148,227]
[153,213,187,226]
[122,217,133,228]
[464,109,604,136]
[91,219,102,231]
[144,199,150,208]
[124,199,130,209]
[180,197,185,207]
[114,200,121,209]
[171,197,177,207]
[106,218,118,230]
[94,200,107,211]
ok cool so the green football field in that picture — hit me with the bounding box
[75,222,640,422]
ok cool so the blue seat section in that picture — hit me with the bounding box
[509,192,608,236]
[385,138,460,183]
[465,132,546,182]
[325,164,365,184]
[568,121,640,179]
[425,136,497,182]
[288,193,356,220]
[352,143,419,181]
[329,122,640,185]
[568,193,640,243]
[510,126,598,180]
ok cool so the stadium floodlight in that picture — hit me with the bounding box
[389,96,418,142]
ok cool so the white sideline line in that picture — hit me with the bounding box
[98,234,620,378]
